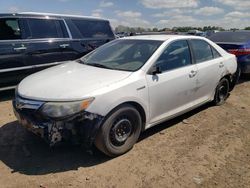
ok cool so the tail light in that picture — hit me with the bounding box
[228,49,250,56]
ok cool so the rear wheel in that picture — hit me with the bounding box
[213,78,230,106]
[230,65,241,91]
[95,104,142,157]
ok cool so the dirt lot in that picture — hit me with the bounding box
[0,78,250,188]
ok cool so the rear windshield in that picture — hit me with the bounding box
[71,19,114,38]
[209,32,250,43]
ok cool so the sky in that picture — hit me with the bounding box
[1,0,250,29]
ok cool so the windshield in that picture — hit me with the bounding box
[80,39,163,71]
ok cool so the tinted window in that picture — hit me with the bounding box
[190,40,213,63]
[80,39,162,71]
[156,40,191,72]
[26,18,67,39]
[209,31,250,43]
[72,19,114,38]
[211,47,221,58]
[0,18,21,40]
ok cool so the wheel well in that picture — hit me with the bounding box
[111,102,146,131]
[222,74,234,91]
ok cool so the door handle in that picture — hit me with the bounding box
[219,62,224,68]
[59,44,70,48]
[13,46,27,51]
[189,70,197,78]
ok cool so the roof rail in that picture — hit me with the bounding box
[19,12,106,20]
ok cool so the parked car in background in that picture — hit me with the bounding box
[205,30,220,37]
[115,32,127,38]
[13,35,237,157]
[209,30,250,81]
[187,30,205,37]
[0,12,115,91]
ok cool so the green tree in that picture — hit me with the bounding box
[202,26,225,31]
[152,27,158,32]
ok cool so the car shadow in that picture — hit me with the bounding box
[0,103,211,176]
[0,121,111,175]
[238,74,250,85]
[0,89,15,102]
[138,103,211,142]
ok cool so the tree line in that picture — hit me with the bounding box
[115,25,250,33]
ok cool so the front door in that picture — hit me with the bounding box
[0,17,27,88]
[146,40,198,124]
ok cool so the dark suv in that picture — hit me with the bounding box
[0,12,115,91]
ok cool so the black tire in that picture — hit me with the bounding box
[95,104,142,157]
[213,78,230,106]
[230,65,241,91]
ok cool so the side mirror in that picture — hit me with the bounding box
[149,66,162,75]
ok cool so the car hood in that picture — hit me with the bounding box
[18,61,132,101]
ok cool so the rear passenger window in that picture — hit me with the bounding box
[26,18,68,39]
[71,19,113,38]
[190,39,213,63]
[156,40,191,72]
[211,47,221,58]
[0,18,21,40]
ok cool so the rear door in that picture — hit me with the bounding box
[65,18,115,58]
[0,17,27,89]
[189,39,225,105]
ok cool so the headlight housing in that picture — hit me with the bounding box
[40,98,94,119]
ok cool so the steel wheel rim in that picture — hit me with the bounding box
[110,117,133,146]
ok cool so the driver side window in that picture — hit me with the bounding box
[0,18,21,40]
[156,40,191,72]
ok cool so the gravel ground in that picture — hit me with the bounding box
[0,77,250,188]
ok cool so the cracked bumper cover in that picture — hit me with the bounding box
[12,99,104,147]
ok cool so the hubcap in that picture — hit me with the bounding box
[110,117,132,146]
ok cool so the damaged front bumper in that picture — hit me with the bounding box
[12,97,104,148]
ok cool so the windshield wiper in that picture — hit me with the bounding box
[76,59,86,64]
[88,63,113,70]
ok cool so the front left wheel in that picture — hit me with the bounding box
[95,104,142,157]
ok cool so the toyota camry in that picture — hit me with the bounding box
[13,35,237,156]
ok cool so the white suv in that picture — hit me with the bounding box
[13,35,237,156]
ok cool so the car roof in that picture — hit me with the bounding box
[121,35,205,41]
[212,30,250,34]
[0,12,108,21]
[208,30,250,43]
